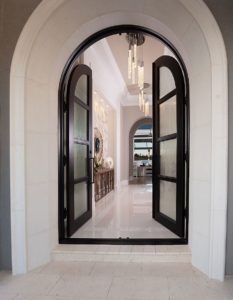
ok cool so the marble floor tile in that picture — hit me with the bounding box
[72,184,178,239]
[0,273,59,296]
[91,262,142,277]
[49,275,112,298]
[0,293,18,300]
[107,276,169,300]
[38,261,95,277]
[168,276,233,300]
[0,261,232,300]
[14,296,75,300]
[142,262,195,278]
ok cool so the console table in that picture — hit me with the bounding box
[94,168,114,202]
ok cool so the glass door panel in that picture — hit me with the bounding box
[74,102,87,140]
[160,139,177,177]
[153,55,185,237]
[159,66,176,98]
[159,180,176,221]
[67,64,93,237]
[74,182,88,219]
[75,74,88,104]
[159,96,177,137]
[74,143,88,179]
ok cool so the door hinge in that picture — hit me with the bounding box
[64,208,67,219]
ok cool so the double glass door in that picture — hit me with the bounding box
[61,54,186,240]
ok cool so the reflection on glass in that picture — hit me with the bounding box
[75,75,88,104]
[74,102,87,140]
[74,144,87,179]
[160,180,176,220]
[160,96,176,137]
[74,182,87,219]
[159,66,175,99]
[160,139,176,177]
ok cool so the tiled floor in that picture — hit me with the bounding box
[72,184,178,239]
[0,261,233,300]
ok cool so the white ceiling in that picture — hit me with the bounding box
[85,33,168,106]
[106,33,165,104]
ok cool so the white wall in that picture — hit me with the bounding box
[10,0,228,281]
[93,93,116,166]
[84,40,125,188]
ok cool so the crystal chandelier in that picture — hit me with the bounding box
[127,33,148,116]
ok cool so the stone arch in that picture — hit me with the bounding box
[128,117,153,179]
[10,0,228,281]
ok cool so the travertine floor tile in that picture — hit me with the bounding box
[0,261,232,300]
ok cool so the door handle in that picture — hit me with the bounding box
[89,157,95,184]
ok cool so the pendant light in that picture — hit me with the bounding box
[127,33,145,86]
[127,33,149,117]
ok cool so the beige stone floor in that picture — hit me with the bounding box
[0,261,233,300]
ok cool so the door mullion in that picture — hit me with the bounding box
[74,97,90,110]
[158,175,177,183]
[74,176,89,184]
[73,139,90,145]
[157,133,177,142]
[158,89,177,104]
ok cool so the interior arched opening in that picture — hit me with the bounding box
[58,25,189,243]
[129,117,153,183]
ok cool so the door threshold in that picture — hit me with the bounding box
[52,244,191,263]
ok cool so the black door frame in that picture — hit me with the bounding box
[153,56,185,237]
[58,25,190,245]
[66,64,93,237]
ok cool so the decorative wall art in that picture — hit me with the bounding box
[94,127,103,170]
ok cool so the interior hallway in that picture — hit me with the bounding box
[0,260,233,300]
[72,184,178,239]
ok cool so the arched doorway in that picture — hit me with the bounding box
[10,0,227,280]
[129,117,153,182]
[58,25,189,242]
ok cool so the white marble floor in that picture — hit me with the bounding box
[0,261,233,300]
[72,184,178,239]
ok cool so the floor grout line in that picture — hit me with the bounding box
[45,273,63,296]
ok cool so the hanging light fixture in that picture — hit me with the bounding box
[126,33,145,85]
[144,98,150,117]
[138,61,144,90]
[138,89,144,110]
[127,33,149,117]
[128,46,132,80]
